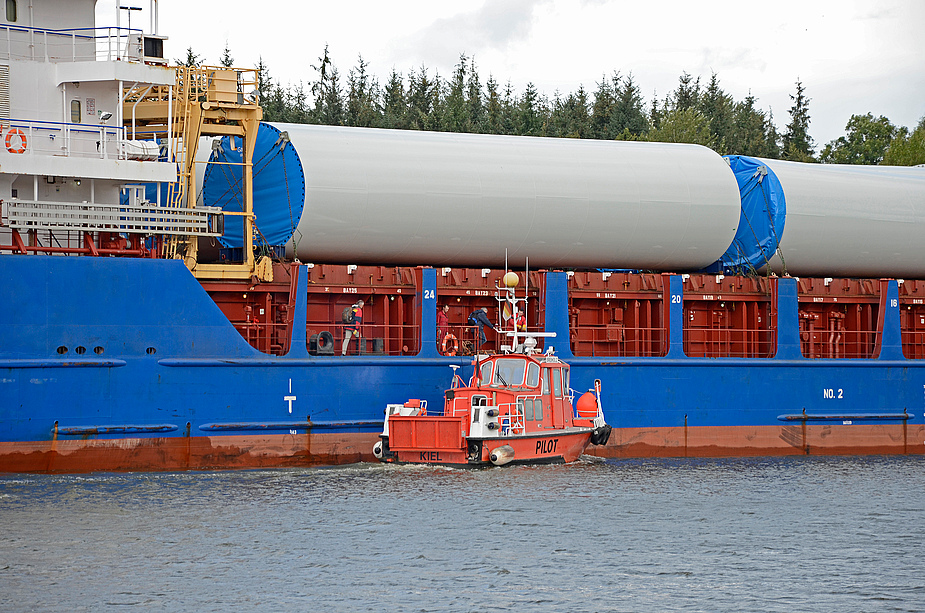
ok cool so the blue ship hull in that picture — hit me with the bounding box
[1,255,923,472]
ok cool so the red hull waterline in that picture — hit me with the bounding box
[1,424,922,473]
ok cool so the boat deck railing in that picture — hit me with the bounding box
[0,25,144,63]
[499,401,526,434]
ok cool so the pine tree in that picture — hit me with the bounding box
[177,46,201,67]
[466,57,486,133]
[320,66,344,126]
[516,82,547,136]
[310,45,334,122]
[765,109,782,159]
[782,79,815,161]
[672,72,700,111]
[697,72,733,153]
[289,82,310,124]
[407,65,437,131]
[381,69,407,130]
[220,42,233,68]
[590,73,617,140]
[730,94,771,157]
[648,92,662,131]
[255,57,274,115]
[610,74,648,138]
[500,81,517,135]
[442,54,469,132]
[485,75,503,134]
[548,87,590,138]
[345,55,380,128]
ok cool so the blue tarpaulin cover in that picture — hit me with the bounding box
[707,155,787,274]
[202,122,305,248]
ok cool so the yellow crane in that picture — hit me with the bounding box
[122,65,267,280]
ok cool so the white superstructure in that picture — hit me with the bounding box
[0,0,204,248]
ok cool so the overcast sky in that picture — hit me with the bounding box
[100,0,924,149]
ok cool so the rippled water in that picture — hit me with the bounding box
[2,455,924,612]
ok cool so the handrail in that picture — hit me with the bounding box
[496,401,526,435]
[0,24,145,62]
[0,118,150,161]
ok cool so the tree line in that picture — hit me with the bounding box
[183,46,925,166]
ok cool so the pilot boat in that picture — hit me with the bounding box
[374,272,612,466]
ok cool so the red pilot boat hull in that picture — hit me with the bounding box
[381,421,597,467]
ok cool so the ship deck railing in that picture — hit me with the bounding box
[684,324,776,359]
[571,323,668,357]
[1,119,160,162]
[800,328,878,359]
[0,24,145,63]
[305,323,422,357]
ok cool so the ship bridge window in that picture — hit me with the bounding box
[493,358,525,386]
[6,0,16,22]
[553,368,562,398]
[526,362,540,387]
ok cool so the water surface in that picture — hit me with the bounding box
[2,455,923,612]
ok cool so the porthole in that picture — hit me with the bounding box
[145,347,157,355]
[93,346,104,355]
[56,346,68,355]
[75,346,86,355]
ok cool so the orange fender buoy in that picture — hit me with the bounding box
[576,391,598,419]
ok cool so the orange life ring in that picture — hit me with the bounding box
[5,128,26,154]
[441,333,457,356]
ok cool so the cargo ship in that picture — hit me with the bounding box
[2,1,924,473]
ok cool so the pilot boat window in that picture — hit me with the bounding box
[520,397,543,421]
[478,361,492,384]
[493,358,525,386]
[542,369,550,394]
[553,368,562,398]
[519,398,530,420]
[526,362,540,387]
